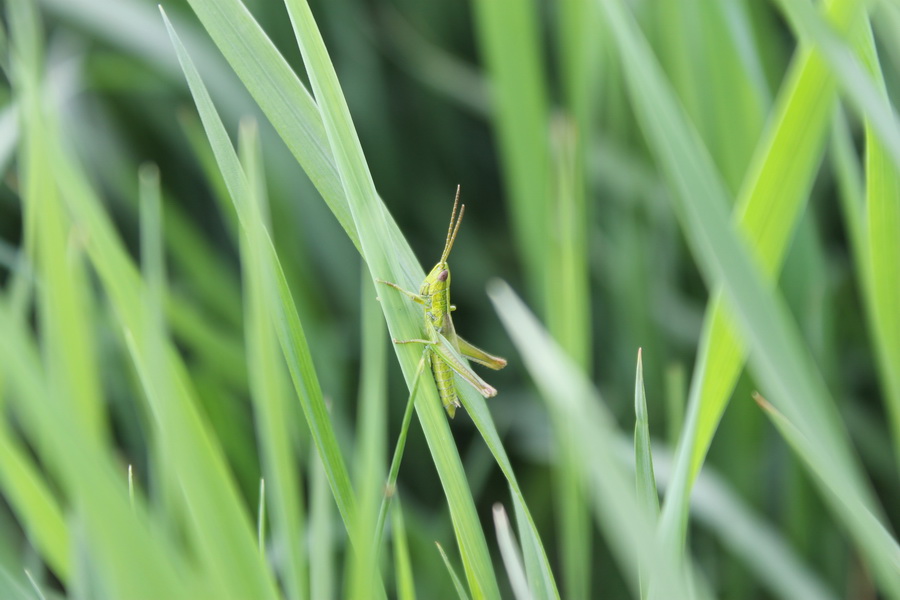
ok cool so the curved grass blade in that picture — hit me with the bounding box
[594,0,900,593]
[161,7,357,541]
[281,0,501,596]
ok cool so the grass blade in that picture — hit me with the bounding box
[595,0,900,593]
[239,118,308,600]
[282,0,501,596]
[161,6,358,542]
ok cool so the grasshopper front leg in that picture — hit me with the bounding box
[376,279,429,307]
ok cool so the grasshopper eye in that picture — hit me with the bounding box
[438,269,449,282]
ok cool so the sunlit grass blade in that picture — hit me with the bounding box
[391,498,416,600]
[546,115,592,600]
[0,425,69,581]
[470,0,551,304]
[493,504,531,600]
[633,349,658,600]
[11,0,105,447]
[595,0,900,593]
[161,7,359,544]
[488,281,695,600]
[0,303,188,599]
[238,118,308,600]
[671,0,864,523]
[281,0,501,596]
[771,0,900,465]
[178,0,358,250]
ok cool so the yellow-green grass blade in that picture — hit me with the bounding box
[32,58,280,600]
[349,274,389,600]
[161,8,358,543]
[238,119,308,600]
[488,282,695,600]
[633,349,659,600]
[0,303,189,599]
[595,0,900,593]
[470,0,552,305]
[770,1,900,464]
[0,421,69,582]
[176,0,358,251]
[661,0,865,549]
[546,116,592,600]
[11,0,105,447]
[281,0,500,596]
[392,498,417,600]
[472,1,588,593]
[311,452,336,600]
[439,345,559,600]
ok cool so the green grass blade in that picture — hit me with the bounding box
[239,118,308,600]
[546,116,592,600]
[311,453,335,600]
[595,0,900,593]
[0,425,69,581]
[488,281,695,600]
[161,7,358,539]
[655,0,863,551]
[633,349,659,600]
[349,274,389,600]
[281,0,501,596]
[492,505,531,600]
[668,454,841,600]
[179,0,358,251]
[859,26,900,467]
[436,543,472,600]
[0,304,187,600]
[772,0,900,171]
[470,0,552,304]
[391,498,417,600]
[131,161,280,599]
[456,384,559,600]
[12,0,105,446]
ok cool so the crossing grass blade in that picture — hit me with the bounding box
[654,0,868,552]
[488,281,696,600]
[281,1,499,595]
[238,119,308,600]
[594,0,900,594]
[161,6,359,548]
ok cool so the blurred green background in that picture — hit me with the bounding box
[1,0,899,598]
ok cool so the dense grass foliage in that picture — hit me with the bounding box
[1,0,899,598]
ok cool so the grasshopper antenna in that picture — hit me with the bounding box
[441,185,465,263]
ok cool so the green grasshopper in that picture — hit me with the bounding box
[378,186,507,418]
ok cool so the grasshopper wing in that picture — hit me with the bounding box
[431,330,498,398]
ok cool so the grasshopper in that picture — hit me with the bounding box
[378,186,507,418]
